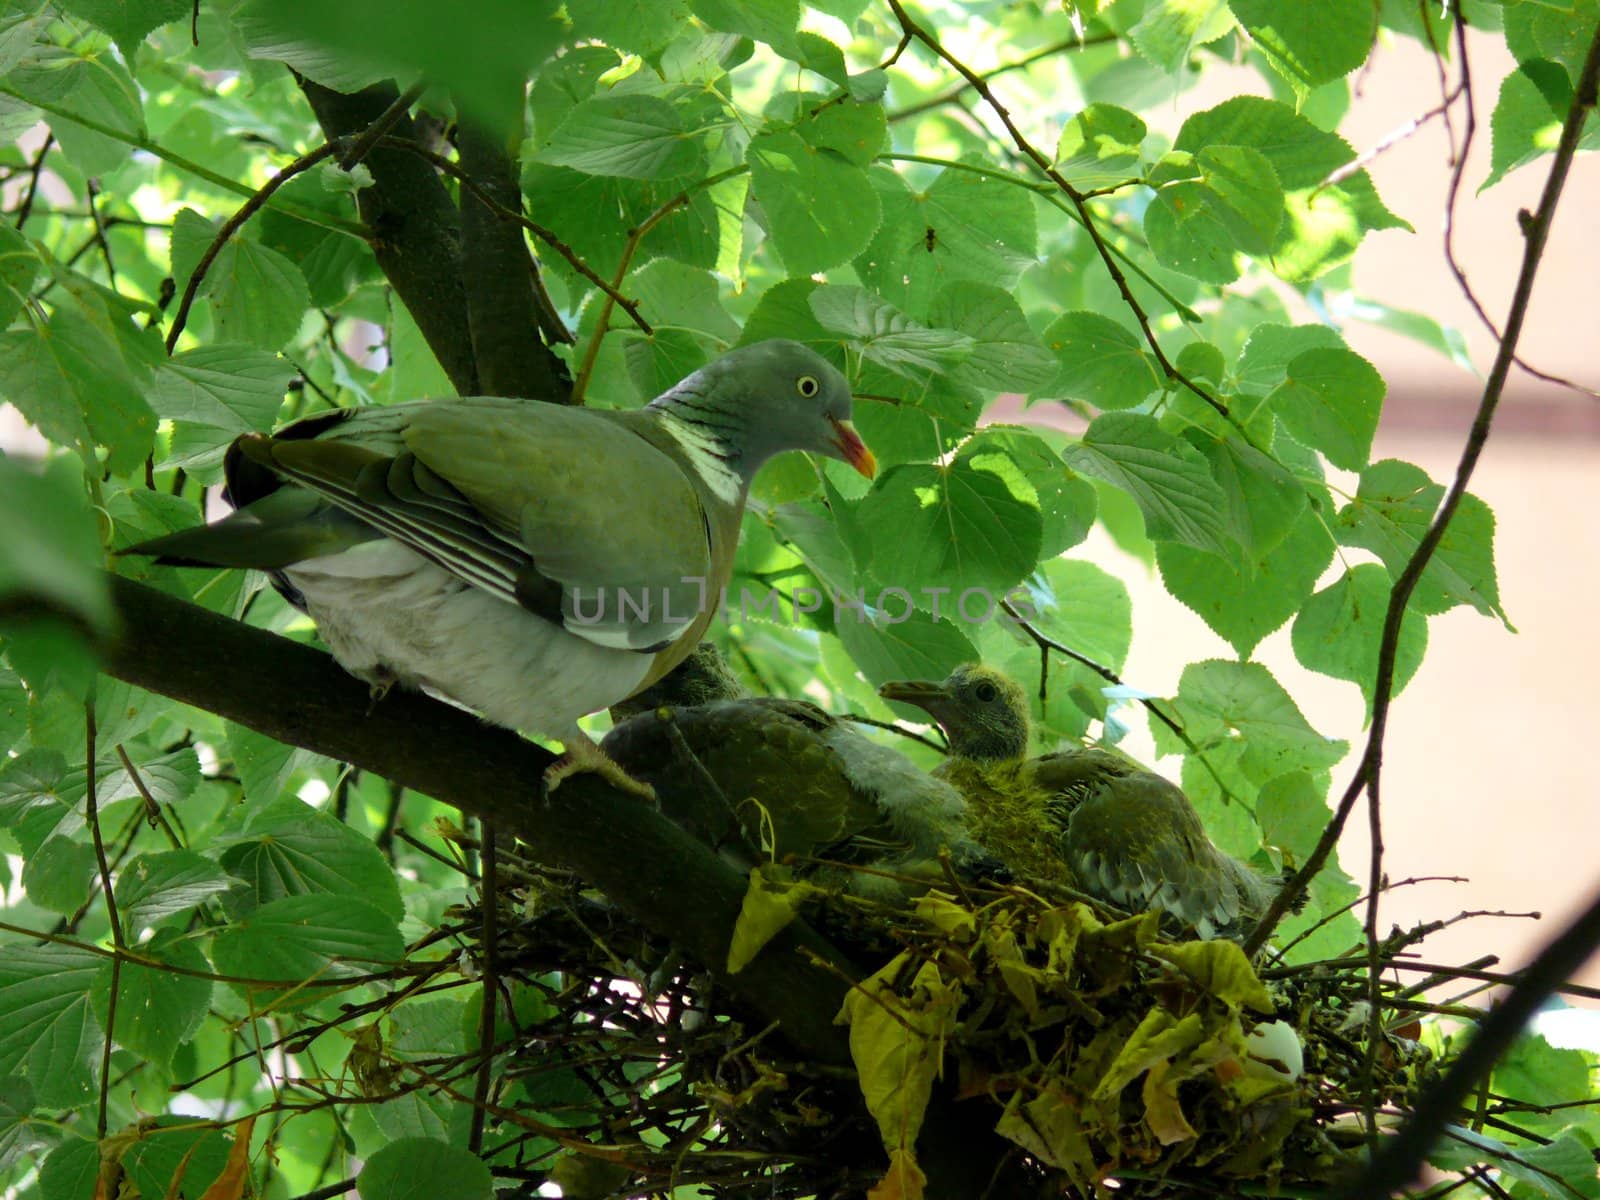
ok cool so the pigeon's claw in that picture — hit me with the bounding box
[544,730,658,804]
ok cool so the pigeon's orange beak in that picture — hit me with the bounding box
[829,417,877,479]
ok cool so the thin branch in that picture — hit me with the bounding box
[339,83,424,171]
[999,600,1241,808]
[377,135,651,335]
[888,32,1120,122]
[85,695,122,1139]
[1438,18,1599,400]
[166,141,345,352]
[12,133,53,229]
[1244,15,1600,960]
[884,0,1226,419]
[468,826,500,1154]
[569,165,748,401]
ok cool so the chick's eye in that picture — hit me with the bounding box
[797,375,820,398]
[974,682,998,702]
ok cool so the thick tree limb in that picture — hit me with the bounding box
[102,574,853,1063]
[455,114,571,401]
[297,79,480,395]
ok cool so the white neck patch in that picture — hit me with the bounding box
[657,410,744,504]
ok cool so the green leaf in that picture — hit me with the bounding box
[1156,507,1334,656]
[40,1140,101,1200]
[1053,103,1147,188]
[358,1138,494,1200]
[0,458,114,642]
[567,0,692,57]
[211,893,405,982]
[0,310,157,473]
[1189,430,1306,556]
[205,239,311,351]
[536,95,706,179]
[1267,345,1384,471]
[1255,771,1327,859]
[92,932,211,1067]
[1013,557,1134,672]
[1130,0,1235,71]
[929,284,1057,392]
[54,0,190,54]
[1232,322,1347,396]
[1174,97,1408,281]
[1145,146,1283,283]
[21,835,97,913]
[1492,1033,1600,1141]
[747,129,880,273]
[115,849,240,931]
[854,459,1043,600]
[1041,312,1161,410]
[960,427,1097,558]
[692,0,799,59]
[794,94,887,167]
[1156,659,1349,785]
[1228,0,1377,89]
[1483,59,1589,190]
[1061,413,1231,554]
[854,163,1038,317]
[219,795,405,920]
[1335,459,1508,622]
[0,1074,40,1174]
[8,47,146,175]
[809,285,974,381]
[230,0,567,132]
[833,610,979,689]
[627,258,741,342]
[149,345,293,475]
[0,943,101,1108]
[1505,0,1600,81]
[0,225,38,329]
[121,1120,232,1200]
[1292,563,1428,714]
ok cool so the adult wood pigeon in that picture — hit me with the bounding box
[123,341,876,796]
[880,664,1278,940]
[601,647,986,898]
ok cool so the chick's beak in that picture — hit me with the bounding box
[829,417,877,479]
[878,679,951,721]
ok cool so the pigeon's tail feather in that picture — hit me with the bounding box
[119,488,379,569]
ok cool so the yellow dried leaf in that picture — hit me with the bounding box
[1141,1061,1198,1145]
[995,1090,1099,1187]
[1092,1008,1205,1102]
[914,892,977,940]
[866,1147,926,1200]
[838,956,963,1188]
[1153,940,1274,1013]
[727,864,818,973]
[197,1115,255,1200]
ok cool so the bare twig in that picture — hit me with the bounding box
[468,826,500,1154]
[12,133,53,229]
[85,696,121,1139]
[888,33,1120,122]
[1439,19,1599,400]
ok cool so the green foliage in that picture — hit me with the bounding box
[0,0,1589,1195]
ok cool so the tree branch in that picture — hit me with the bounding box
[296,79,480,395]
[1242,14,1600,961]
[455,112,572,401]
[101,574,854,1064]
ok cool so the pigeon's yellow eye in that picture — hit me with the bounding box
[975,681,999,702]
[796,375,820,398]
